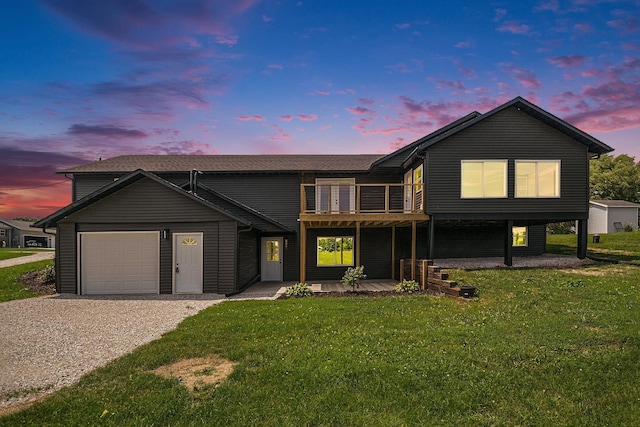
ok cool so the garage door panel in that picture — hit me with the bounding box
[81,232,159,295]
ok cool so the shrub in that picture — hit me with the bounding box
[547,221,575,234]
[285,282,313,297]
[39,264,55,283]
[341,266,366,291]
[394,279,420,293]
[623,223,634,232]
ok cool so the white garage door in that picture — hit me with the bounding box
[80,232,159,295]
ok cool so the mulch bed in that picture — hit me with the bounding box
[17,270,56,295]
[279,289,441,299]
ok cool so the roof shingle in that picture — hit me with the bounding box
[60,154,384,174]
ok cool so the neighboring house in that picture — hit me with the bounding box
[588,200,640,234]
[0,219,56,248]
[35,97,613,295]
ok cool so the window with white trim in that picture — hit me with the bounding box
[512,226,528,247]
[317,237,354,266]
[461,160,507,198]
[516,161,560,197]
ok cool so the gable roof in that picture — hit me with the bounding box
[0,219,37,231]
[590,200,640,208]
[60,154,384,174]
[34,170,291,232]
[413,97,614,155]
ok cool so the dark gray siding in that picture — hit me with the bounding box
[425,106,589,220]
[431,222,545,259]
[360,228,393,279]
[199,174,301,229]
[217,221,237,294]
[74,174,124,200]
[56,222,77,294]
[238,230,260,288]
[58,178,239,294]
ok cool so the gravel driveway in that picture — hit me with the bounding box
[0,294,225,411]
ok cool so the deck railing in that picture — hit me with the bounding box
[300,183,423,215]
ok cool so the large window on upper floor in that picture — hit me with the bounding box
[516,161,560,198]
[461,160,507,198]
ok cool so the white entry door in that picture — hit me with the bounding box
[261,237,283,281]
[174,233,203,293]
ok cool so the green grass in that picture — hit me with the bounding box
[0,260,54,302]
[547,230,640,262]
[318,249,354,266]
[0,248,47,261]
[3,261,640,426]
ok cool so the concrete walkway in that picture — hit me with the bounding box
[0,251,55,269]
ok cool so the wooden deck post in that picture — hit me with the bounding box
[420,259,427,290]
[355,222,361,267]
[411,220,417,280]
[300,221,306,283]
[399,259,405,282]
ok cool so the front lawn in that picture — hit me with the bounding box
[0,248,48,261]
[3,261,639,426]
[0,260,54,302]
[547,230,640,262]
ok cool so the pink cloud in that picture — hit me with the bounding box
[607,10,640,34]
[279,115,293,122]
[316,90,330,95]
[550,56,640,133]
[395,23,411,30]
[236,115,266,121]
[454,40,475,49]
[42,0,259,49]
[297,114,317,121]
[497,21,532,35]
[493,8,507,22]
[346,106,374,115]
[67,124,149,139]
[501,63,542,89]
[268,64,284,69]
[547,55,587,68]
[534,0,559,12]
[269,127,291,142]
[573,23,593,34]
[359,98,375,106]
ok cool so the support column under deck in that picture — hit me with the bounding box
[577,219,587,259]
[504,220,513,266]
[300,221,306,283]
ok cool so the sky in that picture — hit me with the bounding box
[1,0,639,219]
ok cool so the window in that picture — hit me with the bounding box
[0,230,5,236]
[461,161,507,198]
[317,237,354,266]
[315,178,355,213]
[265,239,280,262]
[516,161,560,197]
[512,226,528,247]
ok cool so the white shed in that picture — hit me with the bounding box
[588,200,640,234]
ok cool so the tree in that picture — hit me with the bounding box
[590,154,640,203]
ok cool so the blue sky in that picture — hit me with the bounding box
[1,0,639,218]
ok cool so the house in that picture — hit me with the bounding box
[588,200,640,234]
[0,219,56,248]
[35,97,613,295]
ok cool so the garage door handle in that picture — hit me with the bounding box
[175,264,179,273]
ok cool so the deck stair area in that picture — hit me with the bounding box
[398,259,476,298]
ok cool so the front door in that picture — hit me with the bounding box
[174,233,203,293]
[261,237,283,281]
